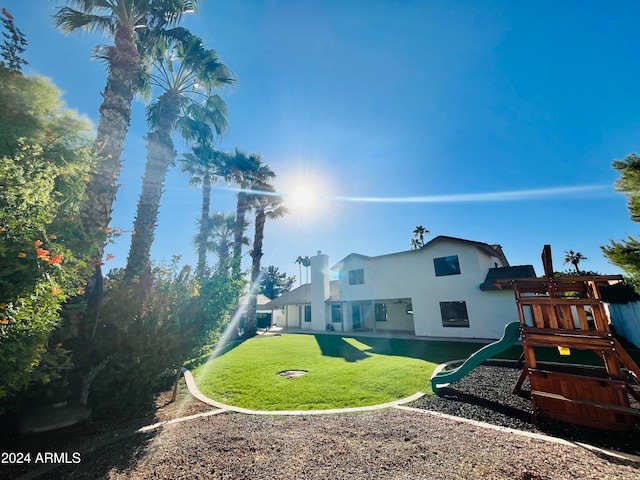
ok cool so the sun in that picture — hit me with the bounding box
[289,186,317,209]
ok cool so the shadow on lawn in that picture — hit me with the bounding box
[347,336,524,364]
[313,335,370,362]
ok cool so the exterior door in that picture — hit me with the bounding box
[352,303,362,329]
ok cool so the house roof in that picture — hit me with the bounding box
[479,265,537,291]
[331,235,510,270]
[239,293,273,307]
[263,281,341,308]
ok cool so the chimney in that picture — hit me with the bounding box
[310,251,330,331]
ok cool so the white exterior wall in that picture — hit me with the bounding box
[337,242,518,339]
[284,304,301,328]
[310,252,330,331]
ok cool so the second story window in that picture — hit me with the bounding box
[434,255,461,276]
[348,269,364,285]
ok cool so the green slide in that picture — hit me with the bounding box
[430,321,521,394]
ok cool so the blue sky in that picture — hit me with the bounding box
[5,0,640,281]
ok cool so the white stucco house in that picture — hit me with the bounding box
[265,236,536,340]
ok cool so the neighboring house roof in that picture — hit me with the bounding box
[239,293,274,307]
[479,265,537,291]
[263,281,341,308]
[331,235,510,270]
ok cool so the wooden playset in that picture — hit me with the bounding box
[498,246,640,430]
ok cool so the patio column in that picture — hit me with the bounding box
[371,300,376,334]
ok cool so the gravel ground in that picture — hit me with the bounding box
[31,409,640,480]
[2,362,639,479]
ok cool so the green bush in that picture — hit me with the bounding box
[84,258,243,409]
[0,68,95,403]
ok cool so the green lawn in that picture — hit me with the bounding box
[192,333,522,411]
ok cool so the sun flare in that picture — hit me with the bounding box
[289,186,317,208]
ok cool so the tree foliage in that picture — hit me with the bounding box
[602,153,640,286]
[0,67,95,402]
[0,8,28,73]
[259,265,295,299]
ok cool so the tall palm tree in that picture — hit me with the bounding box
[244,185,288,337]
[295,255,304,286]
[301,255,311,283]
[180,130,231,277]
[54,0,197,258]
[124,34,234,280]
[54,0,198,339]
[228,149,275,275]
[564,250,587,275]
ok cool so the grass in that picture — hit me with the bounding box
[193,333,522,411]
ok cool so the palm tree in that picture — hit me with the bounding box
[228,149,275,275]
[124,34,234,280]
[564,250,587,275]
[180,139,231,277]
[54,0,197,259]
[412,225,429,249]
[294,255,312,285]
[302,256,311,283]
[244,185,288,337]
[295,256,303,286]
[202,211,239,266]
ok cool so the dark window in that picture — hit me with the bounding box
[434,255,461,276]
[374,303,387,322]
[304,305,311,322]
[440,301,469,327]
[331,304,342,323]
[348,269,364,285]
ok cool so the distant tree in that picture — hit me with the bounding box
[411,225,429,249]
[602,153,640,288]
[259,266,295,299]
[295,255,311,284]
[1,8,28,73]
[563,250,587,275]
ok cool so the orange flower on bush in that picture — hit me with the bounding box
[34,240,43,247]
[0,318,8,325]
[0,304,5,309]
[49,234,57,239]
[48,255,63,266]
[106,254,115,262]
[51,286,62,295]
[36,248,50,261]
[18,252,27,258]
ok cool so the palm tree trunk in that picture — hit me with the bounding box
[125,92,180,282]
[196,176,212,278]
[83,24,141,258]
[232,191,248,275]
[124,128,176,281]
[244,209,266,337]
[78,24,142,337]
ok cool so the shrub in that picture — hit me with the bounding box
[84,258,243,409]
